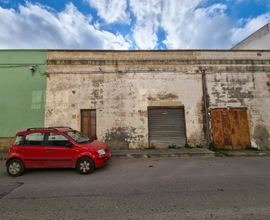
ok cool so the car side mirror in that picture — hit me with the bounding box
[66,142,73,148]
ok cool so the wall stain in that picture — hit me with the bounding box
[92,79,104,87]
[253,125,270,150]
[188,131,205,147]
[227,88,254,99]
[46,110,53,117]
[105,127,138,150]
[147,93,179,101]
[211,74,255,107]
[227,99,239,103]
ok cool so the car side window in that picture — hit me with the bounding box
[14,135,24,146]
[23,133,45,146]
[47,133,70,147]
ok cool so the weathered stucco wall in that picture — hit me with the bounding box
[207,71,270,149]
[45,72,203,149]
[45,50,270,149]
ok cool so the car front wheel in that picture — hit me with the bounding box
[7,159,25,177]
[77,157,94,174]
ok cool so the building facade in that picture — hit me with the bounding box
[0,50,47,152]
[45,50,270,150]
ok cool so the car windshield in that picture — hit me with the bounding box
[64,130,93,144]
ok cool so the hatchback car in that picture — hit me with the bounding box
[6,127,111,176]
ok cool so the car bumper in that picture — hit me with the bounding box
[95,151,111,168]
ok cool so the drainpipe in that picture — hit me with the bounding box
[202,70,210,148]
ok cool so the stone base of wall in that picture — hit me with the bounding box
[0,137,13,152]
[105,140,130,150]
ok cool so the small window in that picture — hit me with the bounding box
[23,133,45,146]
[13,135,23,146]
[47,133,70,147]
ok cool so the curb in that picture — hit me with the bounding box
[216,150,270,157]
[111,152,215,159]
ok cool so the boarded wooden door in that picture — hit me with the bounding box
[211,109,250,149]
[81,110,97,140]
[148,107,187,148]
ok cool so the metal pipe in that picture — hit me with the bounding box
[202,70,210,148]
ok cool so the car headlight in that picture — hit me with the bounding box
[98,149,105,156]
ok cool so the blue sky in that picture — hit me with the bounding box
[0,0,269,50]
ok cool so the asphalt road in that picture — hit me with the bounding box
[1,157,270,220]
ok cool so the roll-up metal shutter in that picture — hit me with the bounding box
[148,107,186,148]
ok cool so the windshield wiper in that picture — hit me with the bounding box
[78,140,93,144]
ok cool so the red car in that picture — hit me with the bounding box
[5,127,111,176]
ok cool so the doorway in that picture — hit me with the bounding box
[148,106,187,148]
[81,109,97,140]
[211,109,251,149]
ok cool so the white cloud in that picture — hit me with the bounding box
[87,0,163,49]
[0,2,131,49]
[128,0,270,49]
[130,0,162,49]
[0,0,269,50]
[161,2,233,49]
[128,0,233,49]
[85,0,130,24]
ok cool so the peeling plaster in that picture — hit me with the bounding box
[45,51,270,149]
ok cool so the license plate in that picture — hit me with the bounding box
[109,153,111,157]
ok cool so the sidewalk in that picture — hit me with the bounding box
[111,148,215,159]
[1,149,270,161]
[215,150,270,157]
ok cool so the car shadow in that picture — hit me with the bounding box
[23,162,111,176]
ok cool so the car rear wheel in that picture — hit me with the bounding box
[7,159,25,177]
[77,157,94,174]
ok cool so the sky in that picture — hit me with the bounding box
[0,0,269,50]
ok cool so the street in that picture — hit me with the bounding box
[1,157,270,219]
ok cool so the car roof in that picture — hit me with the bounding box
[16,127,75,135]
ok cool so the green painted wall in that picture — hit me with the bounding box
[0,50,47,137]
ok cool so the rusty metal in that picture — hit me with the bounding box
[222,110,233,149]
[237,109,251,148]
[202,70,210,148]
[211,110,224,148]
[211,109,251,149]
[229,110,241,149]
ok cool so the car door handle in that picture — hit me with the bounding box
[46,149,52,151]
[21,148,26,151]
